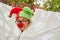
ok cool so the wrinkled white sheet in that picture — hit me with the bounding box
[0,2,21,40]
[0,2,60,40]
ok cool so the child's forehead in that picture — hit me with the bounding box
[18,17,28,20]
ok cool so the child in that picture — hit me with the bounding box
[9,6,33,32]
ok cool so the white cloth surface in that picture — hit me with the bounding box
[0,2,60,40]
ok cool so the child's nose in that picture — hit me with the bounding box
[17,22,24,28]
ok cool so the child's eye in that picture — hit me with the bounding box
[22,20,27,22]
[19,21,22,22]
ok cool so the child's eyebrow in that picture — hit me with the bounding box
[23,18,28,20]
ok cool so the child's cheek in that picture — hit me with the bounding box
[24,22,29,28]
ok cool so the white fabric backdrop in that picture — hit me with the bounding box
[0,2,60,40]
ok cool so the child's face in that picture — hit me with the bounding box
[15,17,30,31]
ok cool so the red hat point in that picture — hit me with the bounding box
[10,7,22,19]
